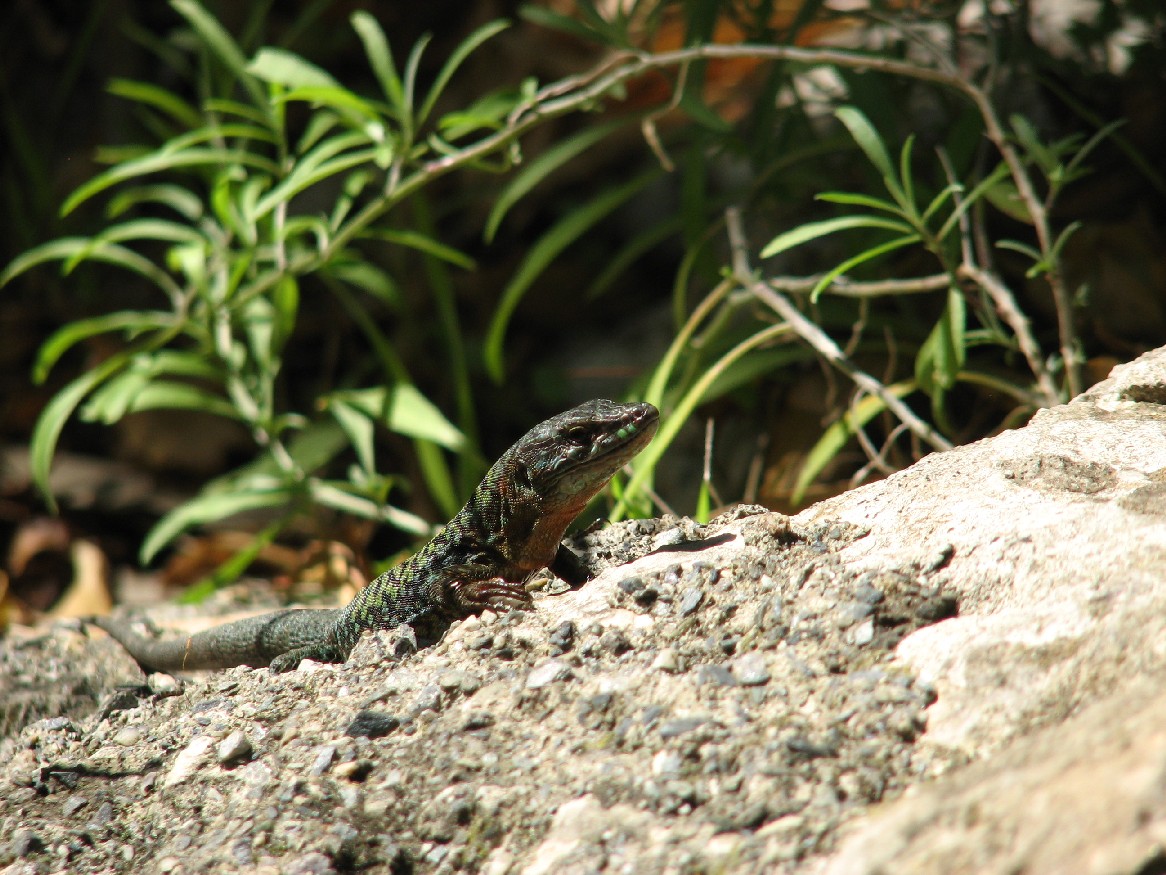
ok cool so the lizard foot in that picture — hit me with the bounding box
[268,642,342,673]
[448,578,534,614]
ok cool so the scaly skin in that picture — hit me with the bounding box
[95,399,659,673]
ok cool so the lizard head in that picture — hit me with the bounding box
[477,399,659,570]
[516,399,659,504]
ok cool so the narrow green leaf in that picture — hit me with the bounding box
[810,234,921,300]
[92,218,207,247]
[401,34,432,122]
[272,276,299,352]
[915,286,967,394]
[1010,114,1055,174]
[836,106,903,204]
[816,191,903,214]
[0,237,182,300]
[326,261,400,306]
[203,98,272,126]
[307,480,431,536]
[277,86,380,122]
[364,229,476,269]
[326,384,464,449]
[791,381,917,504]
[520,5,611,44]
[761,215,913,259]
[171,0,269,115]
[242,296,276,370]
[936,163,1010,240]
[33,312,176,383]
[107,184,204,220]
[920,183,962,227]
[252,132,375,219]
[899,134,916,213]
[417,20,510,126]
[485,119,626,242]
[31,354,132,511]
[141,484,294,563]
[484,169,660,380]
[351,11,404,118]
[83,378,237,422]
[108,78,202,128]
[996,239,1042,262]
[330,398,377,473]
[438,89,521,140]
[62,147,278,216]
[248,47,339,89]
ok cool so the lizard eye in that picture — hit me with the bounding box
[563,424,591,443]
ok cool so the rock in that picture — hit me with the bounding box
[5,348,1166,874]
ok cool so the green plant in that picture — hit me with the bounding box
[2,1,528,577]
[4,0,1150,565]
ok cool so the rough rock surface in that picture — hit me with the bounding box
[2,347,1166,874]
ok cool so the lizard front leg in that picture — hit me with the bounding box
[442,577,533,614]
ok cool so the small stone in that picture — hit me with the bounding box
[652,647,680,673]
[216,730,253,765]
[334,760,374,781]
[462,711,495,731]
[468,633,494,650]
[658,717,706,739]
[459,615,482,634]
[652,527,687,550]
[526,659,573,690]
[618,576,645,594]
[414,684,443,713]
[850,618,875,646]
[679,589,705,617]
[164,735,214,787]
[62,795,88,817]
[600,630,632,655]
[345,711,400,739]
[309,745,336,776]
[548,620,576,654]
[696,664,738,687]
[437,671,468,691]
[113,726,143,746]
[915,593,958,621]
[148,673,184,696]
[10,828,44,857]
[651,750,682,778]
[731,652,770,686]
[834,601,874,628]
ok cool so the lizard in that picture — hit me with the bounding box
[93,399,659,673]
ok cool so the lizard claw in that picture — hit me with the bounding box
[448,578,534,614]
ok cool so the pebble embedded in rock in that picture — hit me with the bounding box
[113,725,143,746]
[216,730,252,765]
[345,711,401,739]
[526,659,574,690]
[652,647,680,673]
[309,745,336,776]
[679,589,705,617]
[851,618,875,646]
[696,664,738,687]
[164,735,214,787]
[731,651,770,685]
[658,717,707,739]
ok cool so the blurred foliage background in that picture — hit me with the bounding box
[0,0,1163,612]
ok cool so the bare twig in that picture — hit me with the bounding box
[238,40,1079,395]
[958,262,1060,404]
[726,208,953,453]
[767,273,951,297]
[939,148,1060,407]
